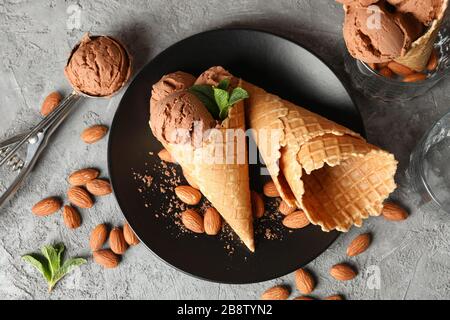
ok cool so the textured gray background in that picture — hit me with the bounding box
[1,0,449,300]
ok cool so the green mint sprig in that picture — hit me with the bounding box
[22,243,87,292]
[189,78,249,120]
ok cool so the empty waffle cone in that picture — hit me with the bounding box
[164,83,254,252]
[243,81,398,232]
[394,0,449,71]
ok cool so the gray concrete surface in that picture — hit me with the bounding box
[1,0,449,300]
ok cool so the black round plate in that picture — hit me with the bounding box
[108,29,364,284]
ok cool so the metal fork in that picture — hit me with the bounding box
[0,92,82,208]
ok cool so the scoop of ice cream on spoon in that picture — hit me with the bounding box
[150,71,196,107]
[64,33,132,97]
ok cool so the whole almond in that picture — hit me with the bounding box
[347,233,371,257]
[427,49,439,71]
[330,264,357,281]
[81,125,108,144]
[86,179,112,196]
[283,211,310,229]
[183,170,200,190]
[93,249,119,269]
[279,200,296,216]
[379,67,394,78]
[382,202,409,221]
[295,269,315,295]
[62,205,81,229]
[109,227,128,255]
[403,73,427,83]
[158,149,175,163]
[263,181,280,198]
[261,286,290,300]
[68,186,94,209]
[31,197,61,217]
[251,191,265,219]
[175,186,202,205]
[204,207,222,236]
[325,295,344,301]
[181,209,204,234]
[90,224,108,251]
[387,61,414,76]
[41,91,61,116]
[293,296,315,301]
[123,223,140,246]
[68,168,99,186]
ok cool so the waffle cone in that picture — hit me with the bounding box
[243,82,398,232]
[164,83,254,252]
[394,0,448,71]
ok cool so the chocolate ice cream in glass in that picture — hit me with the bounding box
[340,0,450,101]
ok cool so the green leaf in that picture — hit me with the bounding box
[189,85,220,119]
[219,105,231,120]
[213,88,230,111]
[50,258,87,292]
[41,245,61,277]
[229,87,249,106]
[22,255,52,282]
[218,78,230,90]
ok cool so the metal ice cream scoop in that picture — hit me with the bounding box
[0,33,132,209]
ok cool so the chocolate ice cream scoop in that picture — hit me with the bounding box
[195,66,239,88]
[387,0,444,25]
[151,71,196,107]
[343,3,423,63]
[150,91,216,146]
[65,34,132,97]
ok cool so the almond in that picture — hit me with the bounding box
[325,295,344,300]
[109,227,128,255]
[403,73,427,83]
[379,67,394,78]
[204,207,222,236]
[81,125,108,144]
[158,149,175,163]
[67,186,94,209]
[93,249,119,269]
[382,202,409,221]
[293,296,315,301]
[123,223,140,246]
[427,49,439,71]
[283,211,310,229]
[330,264,357,281]
[68,168,99,186]
[175,186,202,205]
[251,191,265,219]
[347,233,371,257]
[181,209,204,234]
[90,224,108,251]
[387,61,414,76]
[62,205,81,229]
[86,179,112,196]
[279,200,296,216]
[261,286,290,300]
[263,181,280,198]
[31,197,61,217]
[183,170,200,190]
[295,269,315,295]
[41,91,61,117]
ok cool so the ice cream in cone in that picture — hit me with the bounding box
[150,68,255,252]
[243,82,398,232]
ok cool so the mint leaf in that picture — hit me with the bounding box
[189,85,220,119]
[218,78,230,90]
[23,244,86,293]
[22,255,51,282]
[213,88,230,111]
[229,88,249,106]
